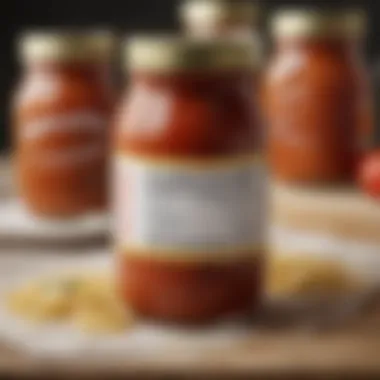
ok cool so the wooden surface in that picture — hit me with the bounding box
[1,158,380,379]
[0,320,379,378]
[0,338,380,379]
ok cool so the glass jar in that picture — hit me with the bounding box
[264,9,373,184]
[114,36,265,323]
[180,0,263,63]
[180,0,264,150]
[13,31,116,217]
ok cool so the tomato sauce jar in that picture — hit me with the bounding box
[180,0,264,150]
[264,9,373,184]
[114,36,265,323]
[180,0,263,70]
[13,31,116,217]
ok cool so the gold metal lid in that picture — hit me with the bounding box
[125,35,257,72]
[180,0,260,27]
[19,30,116,64]
[271,9,367,39]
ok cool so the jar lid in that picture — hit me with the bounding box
[19,30,116,64]
[271,8,368,39]
[125,35,257,72]
[180,0,260,27]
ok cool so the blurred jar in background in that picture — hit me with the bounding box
[91,30,119,97]
[180,0,263,67]
[14,31,116,217]
[114,37,265,323]
[180,0,264,148]
[264,9,373,184]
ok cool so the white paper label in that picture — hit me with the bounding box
[22,111,107,141]
[114,156,265,259]
[19,110,108,169]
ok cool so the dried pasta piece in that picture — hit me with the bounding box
[6,272,135,334]
[72,302,133,334]
[72,274,134,333]
[7,277,80,321]
[268,256,361,298]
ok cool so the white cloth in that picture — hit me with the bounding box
[0,199,108,243]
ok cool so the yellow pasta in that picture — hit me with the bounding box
[6,273,134,334]
[268,256,361,298]
[7,278,76,321]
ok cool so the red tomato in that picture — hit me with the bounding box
[358,151,380,198]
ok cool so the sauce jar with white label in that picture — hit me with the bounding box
[264,9,372,184]
[114,36,265,323]
[13,31,115,217]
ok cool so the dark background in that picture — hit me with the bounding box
[0,0,378,152]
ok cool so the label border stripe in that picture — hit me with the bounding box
[116,244,265,263]
[115,152,262,170]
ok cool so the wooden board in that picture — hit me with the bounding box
[0,318,379,378]
[0,158,380,378]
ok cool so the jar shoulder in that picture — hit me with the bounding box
[114,81,255,155]
[265,51,364,89]
[14,72,109,113]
